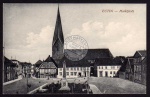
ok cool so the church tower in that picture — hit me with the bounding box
[52,6,64,61]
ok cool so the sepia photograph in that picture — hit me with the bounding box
[3,3,146,94]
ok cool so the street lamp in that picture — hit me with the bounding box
[26,65,29,93]
[26,65,31,93]
[87,67,89,94]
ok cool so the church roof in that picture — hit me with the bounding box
[52,6,64,46]
[95,58,116,66]
[64,48,113,60]
[57,56,90,68]
[57,48,114,68]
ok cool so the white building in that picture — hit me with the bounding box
[57,66,90,78]
[57,57,91,78]
[94,58,121,77]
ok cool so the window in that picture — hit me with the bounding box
[74,67,76,71]
[71,67,73,70]
[110,71,112,74]
[59,72,62,76]
[74,72,77,76]
[81,67,82,71]
[102,66,103,69]
[105,66,107,69]
[66,72,69,76]
[66,68,69,70]
[60,68,62,71]
[71,72,73,76]
[114,71,115,75]
[99,66,101,69]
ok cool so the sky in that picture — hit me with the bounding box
[3,3,146,64]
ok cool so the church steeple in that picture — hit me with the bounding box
[52,6,64,46]
[52,5,64,60]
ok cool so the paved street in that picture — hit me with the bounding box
[89,84,102,94]
[3,78,50,94]
[89,77,146,94]
[3,77,146,94]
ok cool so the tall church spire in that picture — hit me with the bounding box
[52,5,64,60]
[52,5,64,46]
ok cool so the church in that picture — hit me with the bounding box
[38,6,121,78]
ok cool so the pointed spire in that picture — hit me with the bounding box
[52,5,64,46]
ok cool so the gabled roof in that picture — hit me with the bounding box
[134,50,146,58]
[44,55,58,67]
[95,58,116,66]
[138,50,146,57]
[11,59,18,61]
[20,62,32,66]
[142,57,147,65]
[113,56,126,65]
[118,59,128,72]
[44,55,53,62]
[4,57,16,67]
[34,60,43,67]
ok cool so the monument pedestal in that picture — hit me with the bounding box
[61,79,68,87]
[59,78,70,91]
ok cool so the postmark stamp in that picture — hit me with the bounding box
[64,35,89,61]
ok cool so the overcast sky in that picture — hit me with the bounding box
[3,3,146,64]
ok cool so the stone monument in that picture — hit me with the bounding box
[59,61,70,91]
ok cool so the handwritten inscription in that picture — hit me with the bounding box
[102,9,134,13]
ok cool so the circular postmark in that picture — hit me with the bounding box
[64,35,89,61]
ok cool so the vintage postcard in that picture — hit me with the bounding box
[3,3,146,94]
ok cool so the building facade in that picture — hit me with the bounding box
[11,59,22,76]
[125,58,134,81]
[4,57,18,82]
[141,57,146,85]
[20,62,32,78]
[95,58,121,77]
[133,50,146,85]
[57,66,90,78]
[39,55,57,78]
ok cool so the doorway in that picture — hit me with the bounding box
[78,72,81,77]
[105,71,108,77]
